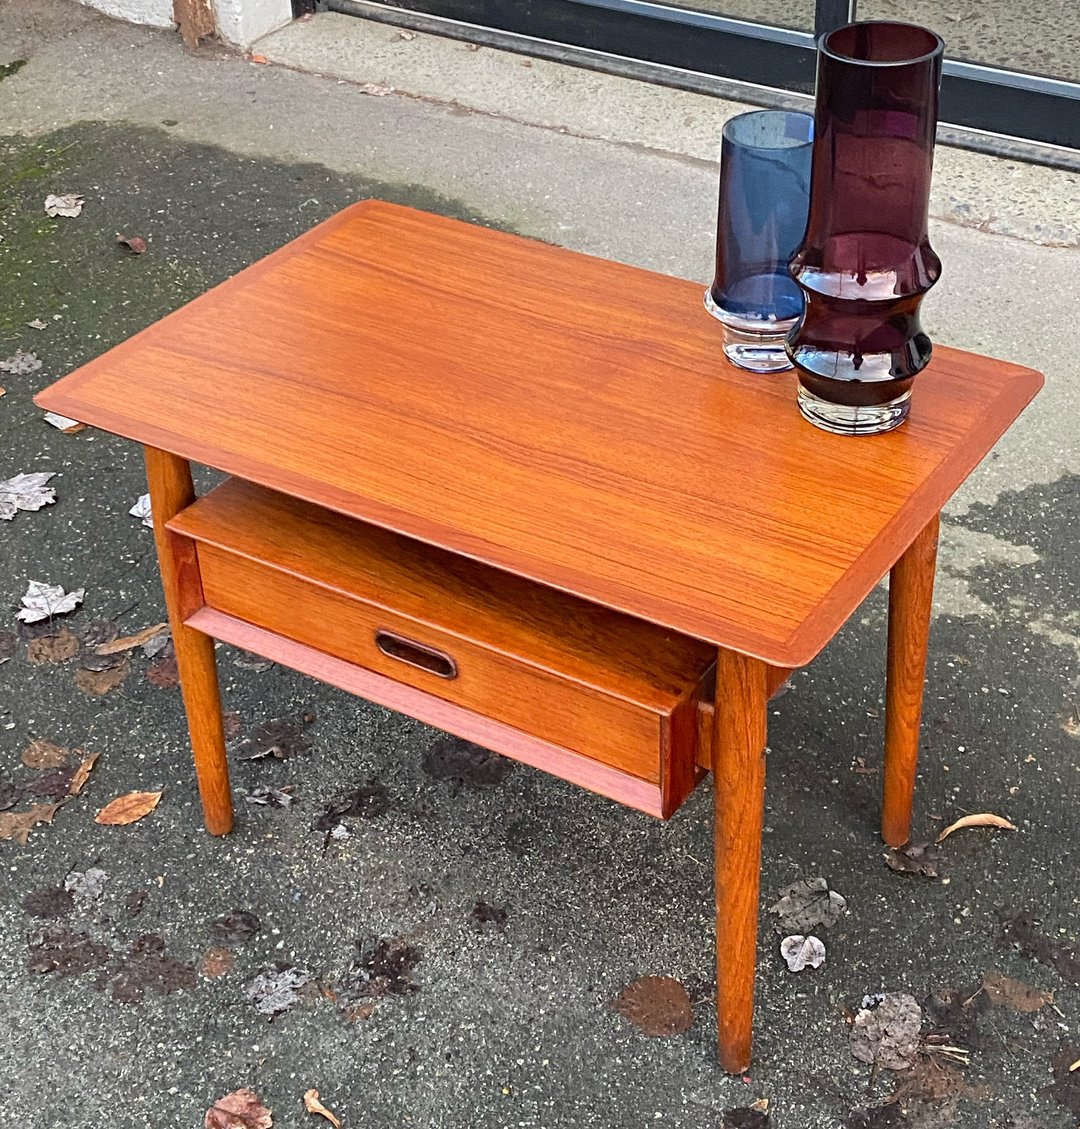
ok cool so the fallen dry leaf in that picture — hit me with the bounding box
[146,653,179,687]
[0,349,43,374]
[0,385,6,397]
[0,801,65,846]
[358,81,393,96]
[26,627,80,664]
[397,28,416,39]
[1003,915,1080,986]
[247,965,312,1018]
[211,909,261,944]
[780,934,825,972]
[44,193,84,217]
[612,975,693,1037]
[115,232,148,254]
[236,714,313,760]
[303,1090,341,1128]
[22,885,74,919]
[768,877,847,933]
[886,841,940,878]
[850,992,923,1071]
[95,622,167,655]
[205,1088,273,1129]
[22,738,70,769]
[68,750,101,795]
[65,867,107,900]
[129,493,153,527]
[250,53,269,63]
[981,971,1052,1012]
[16,580,84,623]
[95,790,162,826]
[0,629,15,663]
[74,655,129,696]
[42,411,86,433]
[27,318,47,330]
[937,813,1017,842]
[200,947,236,978]
[1,472,57,521]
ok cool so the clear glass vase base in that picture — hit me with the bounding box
[704,290,795,374]
[796,383,912,436]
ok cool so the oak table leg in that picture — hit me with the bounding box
[144,446,233,835]
[712,647,768,1073]
[882,514,940,848]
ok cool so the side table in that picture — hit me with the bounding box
[35,201,1043,1071]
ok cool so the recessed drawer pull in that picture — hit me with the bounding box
[375,629,458,679]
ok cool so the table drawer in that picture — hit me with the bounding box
[169,479,715,817]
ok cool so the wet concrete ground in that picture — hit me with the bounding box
[1,6,1079,1128]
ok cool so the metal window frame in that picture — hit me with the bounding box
[320,0,1080,169]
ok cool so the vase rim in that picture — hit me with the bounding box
[722,109,814,151]
[820,21,945,69]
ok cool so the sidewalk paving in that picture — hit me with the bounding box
[1,3,1078,1127]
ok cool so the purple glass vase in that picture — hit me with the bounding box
[786,21,945,435]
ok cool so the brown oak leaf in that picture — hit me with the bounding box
[26,627,80,664]
[205,1088,273,1129]
[0,802,65,845]
[22,738,70,769]
[612,975,693,1037]
[74,655,130,696]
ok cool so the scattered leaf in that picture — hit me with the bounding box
[95,789,162,825]
[780,934,825,972]
[22,738,70,769]
[236,714,314,760]
[0,349,43,374]
[129,493,153,527]
[768,877,847,933]
[303,1090,341,1128]
[26,627,80,664]
[250,53,269,63]
[222,710,243,737]
[886,841,939,878]
[1004,915,1080,986]
[0,781,19,810]
[64,867,108,900]
[889,1054,970,1104]
[0,801,64,845]
[27,926,109,975]
[200,947,235,978]
[44,193,84,217]
[42,411,86,433]
[143,630,172,659]
[314,780,388,829]
[245,785,296,809]
[211,909,261,944]
[95,622,166,655]
[16,580,84,623]
[923,982,990,1050]
[247,965,312,1018]
[111,933,196,1002]
[981,971,1051,1012]
[612,975,693,1037]
[358,81,393,96]
[850,992,923,1071]
[471,899,508,930]
[146,653,179,687]
[68,750,101,795]
[21,886,74,919]
[421,737,513,789]
[723,1110,769,1129]
[27,318,47,330]
[115,232,148,254]
[24,767,77,797]
[396,28,416,39]
[74,654,129,695]
[205,1088,273,1129]
[0,629,15,663]
[1,472,57,521]
[81,619,119,647]
[936,813,1016,842]
[338,936,422,1003]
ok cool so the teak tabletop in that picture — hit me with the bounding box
[36,201,1043,1073]
[36,201,1042,667]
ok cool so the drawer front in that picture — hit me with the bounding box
[197,543,665,783]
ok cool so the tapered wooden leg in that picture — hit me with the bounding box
[882,514,939,848]
[145,446,233,835]
[712,648,768,1073]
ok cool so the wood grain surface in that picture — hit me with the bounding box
[36,201,1043,665]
